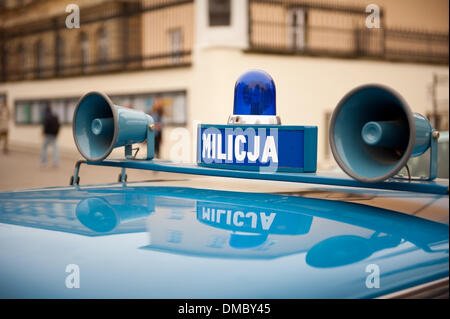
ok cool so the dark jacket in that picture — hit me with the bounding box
[43,112,60,136]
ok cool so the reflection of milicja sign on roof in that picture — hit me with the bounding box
[197,201,312,235]
[141,188,448,262]
[195,201,312,251]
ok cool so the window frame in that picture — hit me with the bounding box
[208,0,232,27]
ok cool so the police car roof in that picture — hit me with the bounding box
[0,176,448,298]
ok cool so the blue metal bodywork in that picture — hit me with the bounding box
[0,183,448,298]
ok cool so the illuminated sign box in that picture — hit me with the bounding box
[197,124,317,172]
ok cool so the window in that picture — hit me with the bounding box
[17,43,25,77]
[15,97,79,125]
[56,35,65,73]
[14,91,187,126]
[428,74,449,131]
[28,101,44,124]
[80,32,89,73]
[35,40,45,77]
[168,28,183,64]
[287,8,307,51]
[110,91,187,126]
[209,0,231,26]
[427,111,449,131]
[15,102,32,124]
[50,99,67,124]
[97,27,108,67]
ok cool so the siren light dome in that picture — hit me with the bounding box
[233,69,276,116]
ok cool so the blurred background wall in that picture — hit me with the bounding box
[0,0,448,168]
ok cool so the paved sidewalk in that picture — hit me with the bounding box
[0,148,179,191]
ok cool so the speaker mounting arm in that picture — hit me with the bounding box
[68,158,448,195]
[395,129,440,182]
[70,159,129,186]
[70,160,85,186]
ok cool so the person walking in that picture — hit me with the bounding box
[151,99,164,158]
[41,106,60,167]
[0,101,10,155]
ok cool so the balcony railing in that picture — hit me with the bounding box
[248,0,449,65]
[1,0,448,83]
[0,0,194,82]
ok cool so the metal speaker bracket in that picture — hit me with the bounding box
[70,159,128,186]
[394,130,439,182]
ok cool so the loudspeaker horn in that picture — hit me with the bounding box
[73,91,154,161]
[329,84,438,183]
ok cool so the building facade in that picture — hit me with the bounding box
[0,0,448,168]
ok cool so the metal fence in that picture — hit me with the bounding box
[0,0,194,82]
[1,0,448,83]
[248,0,449,64]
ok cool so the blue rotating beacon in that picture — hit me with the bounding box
[228,70,280,125]
[197,70,318,173]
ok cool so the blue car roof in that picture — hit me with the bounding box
[0,179,448,298]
